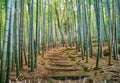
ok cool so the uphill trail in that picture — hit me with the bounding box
[10,46,120,82]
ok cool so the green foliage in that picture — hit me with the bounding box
[41,62,45,66]
[68,55,76,61]
[1,0,6,10]
[48,78,53,83]
[94,72,97,77]
[25,0,29,4]
[76,62,80,66]
[83,66,89,72]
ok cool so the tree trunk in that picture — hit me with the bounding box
[0,0,12,82]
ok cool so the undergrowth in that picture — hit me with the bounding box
[67,55,76,61]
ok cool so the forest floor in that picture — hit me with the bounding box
[10,44,120,83]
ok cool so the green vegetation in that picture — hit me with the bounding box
[68,55,76,61]
[82,66,90,72]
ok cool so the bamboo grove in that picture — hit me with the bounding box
[0,0,120,82]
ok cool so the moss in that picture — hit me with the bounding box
[71,58,76,61]
[67,55,76,61]
[76,62,80,66]
[94,72,97,77]
[82,65,90,72]
[65,48,75,50]
[68,55,76,58]
[48,78,52,83]
[83,66,88,72]
[61,48,75,52]
[41,62,46,66]
[103,49,109,56]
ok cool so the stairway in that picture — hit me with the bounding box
[44,53,88,82]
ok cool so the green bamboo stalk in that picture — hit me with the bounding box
[28,22,31,67]
[53,21,57,47]
[70,0,75,47]
[112,0,119,60]
[48,0,51,50]
[76,0,84,59]
[50,1,54,48]
[42,0,46,56]
[0,0,12,82]
[38,0,41,54]
[27,3,31,67]
[76,0,81,51]
[6,0,14,82]
[19,0,24,69]
[83,0,88,63]
[0,0,2,59]
[94,0,101,69]
[15,0,20,78]
[101,0,108,45]
[55,2,65,46]
[88,0,93,57]
[99,0,104,58]
[29,0,35,71]
[35,0,39,68]
[116,0,120,42]
[65,0,68,48]
[104,0,112,65]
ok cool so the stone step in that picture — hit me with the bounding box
[45,67,80,71]
[109,70,120,73]
[47,61,71,65]
[49,75,89,80]
[112,75,119,78]
[111,78,120,81]
[51,79,84,83]
[47,54,68,57]
[46,59,70,62]
[50,61,71,63]
[10,78,92,83]
[44,57,68,60]
[10,77,17,81]
[52,71,83,76]
[48,63,74,67]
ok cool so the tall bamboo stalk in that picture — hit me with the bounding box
[0,0,12,82]
[55,2,65,46]
[76,0,84,59]
[6,0,14,82]
[116,0,120,42]
[88,0,93,57]
[112,0,119,60]
[19,0,24,69]
[15,0,20,78]
[94,0,101,69]
[104,0,112,65]
[29,0,35,71]
[41,0,46,56]
[0,0,2,59]
[35,0,39,68]
[6,0,15,83]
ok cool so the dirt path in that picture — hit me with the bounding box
[10,47,120,82]
[44,47,89,83]
[45,47,120,82]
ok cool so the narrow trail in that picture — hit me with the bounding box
[44,47,90,83]
[10,47,120,83]
[38,46,120,82]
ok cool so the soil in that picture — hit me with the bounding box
[10,45,120,83]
